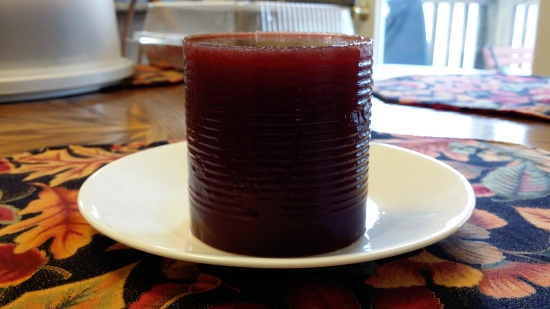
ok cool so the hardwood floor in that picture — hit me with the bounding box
[1,83,550,158]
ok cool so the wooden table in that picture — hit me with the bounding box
[1,65,550,158]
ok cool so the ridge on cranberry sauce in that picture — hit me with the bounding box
[184,33,373,257]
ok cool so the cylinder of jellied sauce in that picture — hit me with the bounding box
[183,32,373,257]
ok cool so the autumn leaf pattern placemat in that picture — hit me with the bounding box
[119,65,184,88]
[373,74,550,120]
[1,132,550,308]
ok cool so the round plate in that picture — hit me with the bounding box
[78,142,475,268]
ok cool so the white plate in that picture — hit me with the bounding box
[78,142,475,268]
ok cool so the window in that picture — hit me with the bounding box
[378,0,540,70]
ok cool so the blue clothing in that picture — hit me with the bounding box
[384,0,428,65]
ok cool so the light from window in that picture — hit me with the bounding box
[448,3,466,68]
[462,3,479,69]
[432,2,451,67]
[524,5,539,48]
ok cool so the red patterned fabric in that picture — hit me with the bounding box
[0,132,550,308]
[373,74,550,120]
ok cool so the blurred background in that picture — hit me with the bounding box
[114,0,541,75]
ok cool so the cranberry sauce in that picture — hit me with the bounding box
[183,33,373,257]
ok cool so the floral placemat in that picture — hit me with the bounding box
[121,65,185,87]
[1,132,550,308]
[373,74,550,120]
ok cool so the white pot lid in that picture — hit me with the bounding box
[0,58,134,103]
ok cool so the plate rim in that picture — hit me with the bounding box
[78,141,476,268]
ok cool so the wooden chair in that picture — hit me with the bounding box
[482,44,533,75]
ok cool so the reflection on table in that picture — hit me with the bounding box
[1,64,550,159]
